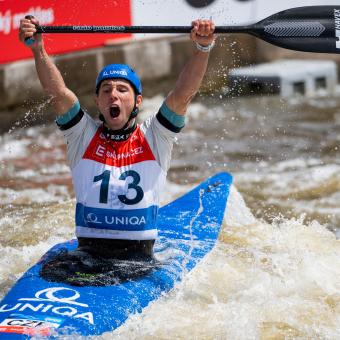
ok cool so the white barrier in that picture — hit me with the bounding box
[228,59,338,97]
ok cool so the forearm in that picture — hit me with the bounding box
[166,19,215,116]
[166,49,210,115]
[19,16,77,114]
[32,46,77,114]
[33,46,64,97]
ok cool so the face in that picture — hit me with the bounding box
[95,79,142,131]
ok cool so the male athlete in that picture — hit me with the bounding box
[19,16,216,283]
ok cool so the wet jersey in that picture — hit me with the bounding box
[57,101,184,240]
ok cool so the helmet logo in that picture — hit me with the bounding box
[103,70,128,77]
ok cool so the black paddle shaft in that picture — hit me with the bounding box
[35,6,340,54]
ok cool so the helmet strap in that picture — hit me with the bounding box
[129,93,139,120]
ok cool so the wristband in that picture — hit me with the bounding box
[195,40,215,53]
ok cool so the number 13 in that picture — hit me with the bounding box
[93,170,144,205]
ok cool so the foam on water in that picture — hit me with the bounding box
[96,186,340,340]
[0,235,67,295]
[1,171,339,340]
[1,95,339,339]
[0,200,75,299]
[0,186,70,205]
[235,159,340,231]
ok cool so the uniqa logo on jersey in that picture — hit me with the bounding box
[0,287,94,325]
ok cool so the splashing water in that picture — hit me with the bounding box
[1,95,339,339]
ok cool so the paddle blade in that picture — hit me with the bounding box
[253,6,340,53]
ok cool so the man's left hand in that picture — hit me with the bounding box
[190,19,216,47]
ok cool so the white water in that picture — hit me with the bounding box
[99,187,340,340]
[0,96,339,339]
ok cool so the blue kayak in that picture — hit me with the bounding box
[0,172,232,338]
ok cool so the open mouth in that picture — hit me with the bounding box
[110,106,120,118]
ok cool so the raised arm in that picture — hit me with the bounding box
[165,19,216,115]
[19,16,77,115]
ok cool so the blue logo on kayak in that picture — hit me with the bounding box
[0,287,94,325]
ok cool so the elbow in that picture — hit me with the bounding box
[166,90,196,115]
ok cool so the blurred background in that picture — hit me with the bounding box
[0,1,339,339]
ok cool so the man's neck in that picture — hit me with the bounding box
[102,120,137,141]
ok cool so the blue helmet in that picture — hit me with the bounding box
[95,64,142,95]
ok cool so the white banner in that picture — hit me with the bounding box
[132,0,256,26]
[132,0,340,26]
[255,0,340,21]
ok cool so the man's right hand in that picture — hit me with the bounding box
[18,16,42,49]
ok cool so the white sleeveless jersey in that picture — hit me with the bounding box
[60,111,177,240]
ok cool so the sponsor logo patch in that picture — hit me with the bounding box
[0,313,62,336]
[0,287,94,335]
